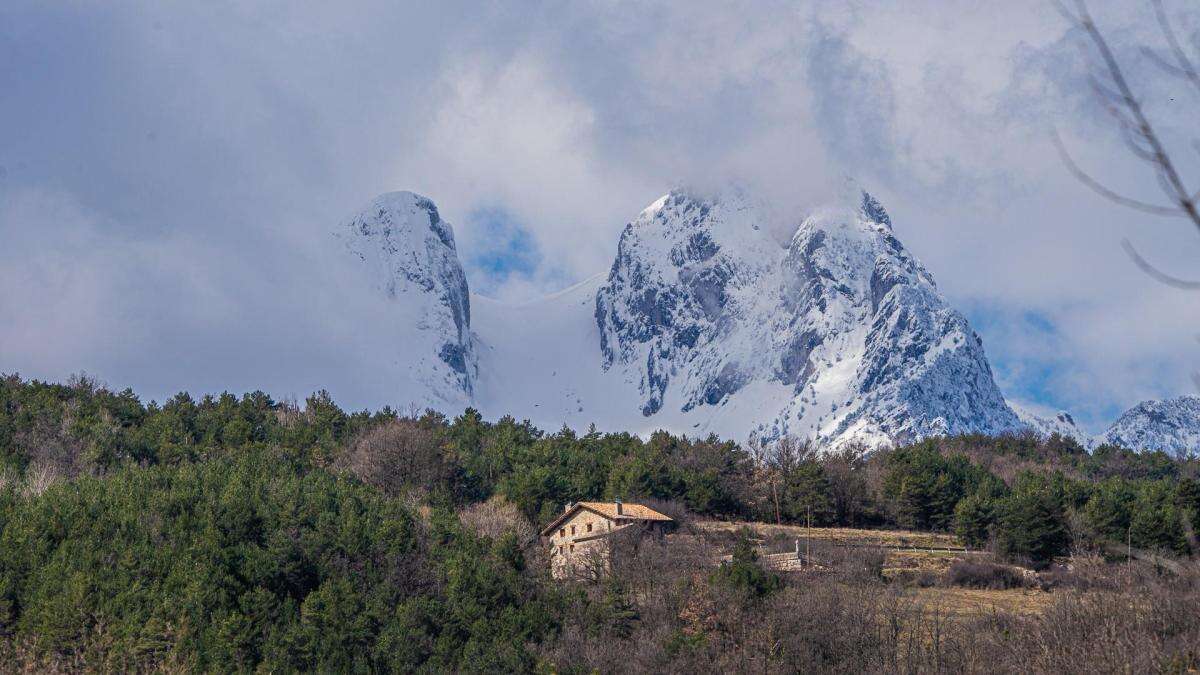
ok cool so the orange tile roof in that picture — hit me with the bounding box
[540,501,673,536]
[577,501,672,522]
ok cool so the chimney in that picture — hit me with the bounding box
[615,499,622,515]
[564,501,573,513]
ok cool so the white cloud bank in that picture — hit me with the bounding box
[2,0,1199,430]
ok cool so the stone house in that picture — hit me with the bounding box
[540,500,674,579]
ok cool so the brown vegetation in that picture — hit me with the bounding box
[539,525,1200,673]
[340,417,448,497]
[695,519,963,550]
[457,494,535,543]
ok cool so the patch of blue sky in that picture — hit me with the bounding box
[961,303,1114,430]
[464,207,542,292]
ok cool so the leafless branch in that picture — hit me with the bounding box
[1056,0,1200,303]
[1121,238,1200,288]
[1140,46,1193,81]
[1069,0,1200,231]
[1051,130,1182,216]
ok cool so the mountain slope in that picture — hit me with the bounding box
[336,191,476,408]
[1012,404,1095,448]
[1103,397,1200,456]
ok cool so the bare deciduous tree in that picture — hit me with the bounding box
[457,494,535,543]
[342,418,448,497]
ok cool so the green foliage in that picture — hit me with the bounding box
[4,372,1200,669]
[953,492,996,549]
[0,449,556,671]
[1128,482,1187,554]
[761,440,836,525]
[993,474,1071,569]
[1083,477,1137,543]
[1177,477,1200,533]
[882,442,991,531]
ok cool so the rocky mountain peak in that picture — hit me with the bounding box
[594,187,1021,446]
[337,191,476,402]
[1012,404,1096,449]
[339,188,1200,453]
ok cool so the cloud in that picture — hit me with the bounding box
[1,0,1198,426]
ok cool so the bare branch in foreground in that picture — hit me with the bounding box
[1051,129,1182,216]
[1121,238,1200,289]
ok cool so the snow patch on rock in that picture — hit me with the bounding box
[591,187,1022,448]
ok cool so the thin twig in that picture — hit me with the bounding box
[1140,46,1192,81]
[1121,238,1200,288]
[1072,0,1200,230]
[1051,130,1182,216]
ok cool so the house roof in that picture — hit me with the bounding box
[539,501,673,536]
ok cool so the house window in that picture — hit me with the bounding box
[559,528,565,538]
[570,544,575,552]
[571,525,576,535]
[587,523,592,532]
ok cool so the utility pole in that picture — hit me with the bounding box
[806,504,812,565]
[1127,524,1132,579]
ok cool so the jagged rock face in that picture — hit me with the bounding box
[595,189,1022,447]
[338,191,476,401]
[1103,396,1200,456]
[595,192,780,416]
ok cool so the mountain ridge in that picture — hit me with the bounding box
[1102,396,1200,455]
[337,188,1199,454]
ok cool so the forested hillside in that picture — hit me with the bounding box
[1,374,1198,671]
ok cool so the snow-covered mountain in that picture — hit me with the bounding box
[1012,404,1095,449]
[342,187,1027,448]
[1102,397,1200,456]
[590,189,1021,446]
[336,191,476,409]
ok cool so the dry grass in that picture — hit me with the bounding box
[694,520,964,550]
[910,586,1054,618]
[883,548,960,577]
[695,521,982,584]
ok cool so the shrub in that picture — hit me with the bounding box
[944,559,1028,590]
[456,495,535,543]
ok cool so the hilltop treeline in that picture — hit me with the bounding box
[4,374,1196,565]
[1,374,1199,671]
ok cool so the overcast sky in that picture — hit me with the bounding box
[3,0,1200,432]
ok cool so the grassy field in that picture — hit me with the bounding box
[693,520,1059,617]
[907,586,1054,617]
